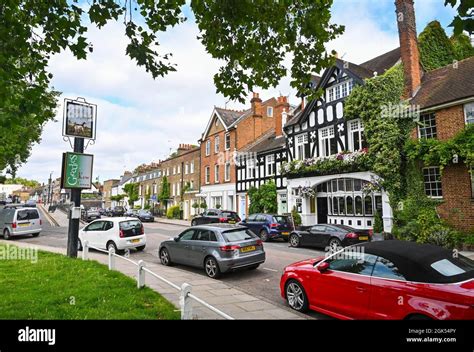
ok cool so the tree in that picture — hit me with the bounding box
[123,182,139,208]
[418,21,456,71]
[248,181,277,214]
[1,1,344,171]
[4,177,40,188]
[158,176,170,211]
[445,0,474,35]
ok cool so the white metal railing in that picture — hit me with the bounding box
[80,241,234,320]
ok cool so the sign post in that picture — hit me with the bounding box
[61,98,97,258]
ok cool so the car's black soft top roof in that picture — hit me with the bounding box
[355,241,474,284]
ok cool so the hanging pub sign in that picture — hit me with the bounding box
[62,98,97,139]
[61,152,94,189]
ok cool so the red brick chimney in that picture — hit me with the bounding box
[275,96,290,137]
[251,92,263,117]
[395,0,422,99]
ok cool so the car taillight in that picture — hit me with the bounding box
[345,232,358,239]
[368,229,373,237]
[219,217,227,222]
[219,245,240,252]
[236,216,241,222]
[270,223,279,228]
[119,230,124,238]
[140,225,144,235]
[12,222,17,229]
[256,239,263,246]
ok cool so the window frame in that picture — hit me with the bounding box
[225,133,231,150]
[418,112,437,139]
[422,166,443,198]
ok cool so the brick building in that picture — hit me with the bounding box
[159,144,200,220]
[198,93,284,212]
[102,178,119,209]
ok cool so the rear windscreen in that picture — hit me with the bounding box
[222,229,256,242]
[119,220,142,237]
[222,212,238,218]
[273,216,289,224]
[17,209,39,220]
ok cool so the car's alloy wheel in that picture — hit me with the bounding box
[260,230,269,242]
[205,257,220,279]
[289,234,300,247]
[107,241,118,252]
[286,281,308,312]
[160,248,171,266]
[328,238,341,252]
[3,229,11,240]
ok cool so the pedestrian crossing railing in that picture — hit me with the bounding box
[81,240,234,320]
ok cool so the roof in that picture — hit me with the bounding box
[247,132,286,153]
[194,223,246,231]
[118,174,132,186]
[360,47,401,75]
[214,107,244,126]
[410,56,474,109]
[336,58,374,80]
[358,240,474,284]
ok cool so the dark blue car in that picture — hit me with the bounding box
[240,214,294,242]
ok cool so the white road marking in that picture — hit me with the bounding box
[263,267,279,272]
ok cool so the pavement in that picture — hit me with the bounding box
[12,209,305,320]
[155,217,190,227]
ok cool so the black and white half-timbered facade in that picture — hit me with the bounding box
[284,49,401,232]
[236,129,288,220]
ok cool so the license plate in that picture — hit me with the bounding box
[131,239,140,243]
[359,236,368,241]
[240,245,256,253]
[18,223,30,227]
[282,232,289,235]
[228,220,235,224]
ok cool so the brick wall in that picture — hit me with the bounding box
[438,164,474,232]
[411,105,474,233]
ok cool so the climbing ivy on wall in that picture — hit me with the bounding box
[344,64,411,208]
[418,20,456,71]
[451,33,474,61]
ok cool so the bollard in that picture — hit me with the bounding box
[180,283,193,320]
[137,260,145,289]
[108,247,115,270]
[82,240,89,260]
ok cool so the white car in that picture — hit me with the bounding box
[78,217,146,253]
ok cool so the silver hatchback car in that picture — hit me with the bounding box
[0,206,42,240]
[159,224,266,278]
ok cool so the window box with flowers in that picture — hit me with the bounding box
[281,148,373,178]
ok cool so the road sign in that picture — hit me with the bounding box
[62,98,97,139]
[61,152,94,189]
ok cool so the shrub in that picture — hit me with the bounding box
[373,211,383,234]
[166,205,181,219]
[291,206,302,226]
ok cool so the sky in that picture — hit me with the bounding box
[16,0,457,185]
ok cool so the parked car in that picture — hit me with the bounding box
[240,214,293,242]
[108,206,125,217]
[159,224,265,278]
[288,224,371,251]
[78,217,146,253]
[137,210,154,222]
[81,207,101,222]
[281,241,474,319]
[0,207,42,240]
[191,209,240,226]
[124,209,137,217]
[98,208,107,215]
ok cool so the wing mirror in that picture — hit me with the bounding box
[317,262,330,272]
[173,236,180,242]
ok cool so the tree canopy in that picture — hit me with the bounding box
[123,182,139,207]
[248,181,278,214]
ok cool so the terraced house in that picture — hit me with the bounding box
[159,144,200,220]
[198,93,285,213]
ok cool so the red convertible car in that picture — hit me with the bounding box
[280,241,474,319]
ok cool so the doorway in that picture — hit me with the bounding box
[317,197,328,224]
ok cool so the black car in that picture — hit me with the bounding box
[191,209,241,226]
[288,224,372,251]
[137,210,154,222]
[109,206,125,217]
